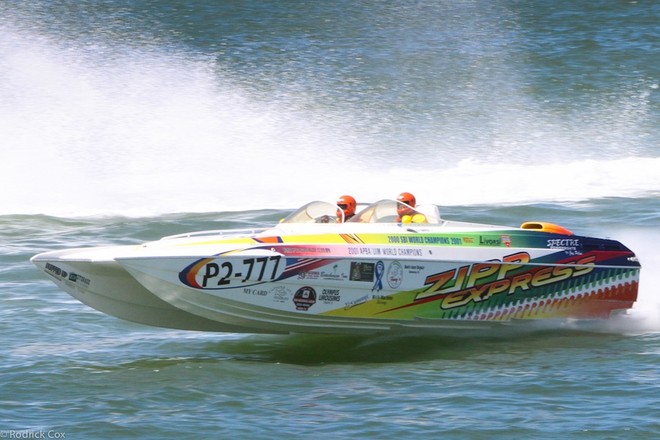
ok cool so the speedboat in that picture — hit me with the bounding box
[31,200,641,335]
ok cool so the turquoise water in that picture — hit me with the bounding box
[3,206,660,439]
[1,1,659,438]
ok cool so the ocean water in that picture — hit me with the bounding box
[1,1,659,438]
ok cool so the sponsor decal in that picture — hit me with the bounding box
[45,263,66,278]
[404,264,424,274]
[416,251,596,309]
[293,286,317,311]
[271,286,291,303]
[372,294,394,304]
[344,294,369,310]
[243,287,268,296]
[350,262,374,282]
[387,261,403,289]
[280,246,331,255]
[297,264,346,282]
[547,238,582,256]
[44,263,90,286]
[547,238,581,249]
[68,272,90,286]
[478,235,513,247]
[297,271,312,280]
[372,261,385,291]
[319,289,341,303]
[479,236,503,246]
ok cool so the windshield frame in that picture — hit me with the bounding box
[348,199,440,224]
[280,201,343,223]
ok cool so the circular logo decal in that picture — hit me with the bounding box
[387,261,403,289]
[293,286,317,311]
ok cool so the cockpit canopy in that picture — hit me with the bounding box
[280,201,341,223]
[348,199,440,224]
[280,200,441,224]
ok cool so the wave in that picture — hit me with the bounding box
[3,147,658,216]
[1,23,658,216]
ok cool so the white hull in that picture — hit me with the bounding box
[31,247,273,333]
[31,200,642,335]
[118,265,528,335]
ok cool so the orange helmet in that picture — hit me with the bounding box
[336,195,356,221]
[397,192,416,207]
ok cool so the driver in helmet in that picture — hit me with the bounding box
[395,192,426,223]
[336,195,357,222]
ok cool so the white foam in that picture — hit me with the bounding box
[1,25,658,216]
[615,229,660,333]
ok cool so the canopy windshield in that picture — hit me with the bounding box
[348,199,440,224]
[280,201,342,223]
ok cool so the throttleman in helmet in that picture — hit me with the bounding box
[336,195,356,222]
[395,192,426,223]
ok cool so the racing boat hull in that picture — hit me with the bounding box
[31,246,274,333]
[32,201,641,335]
[115,234,639,334]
